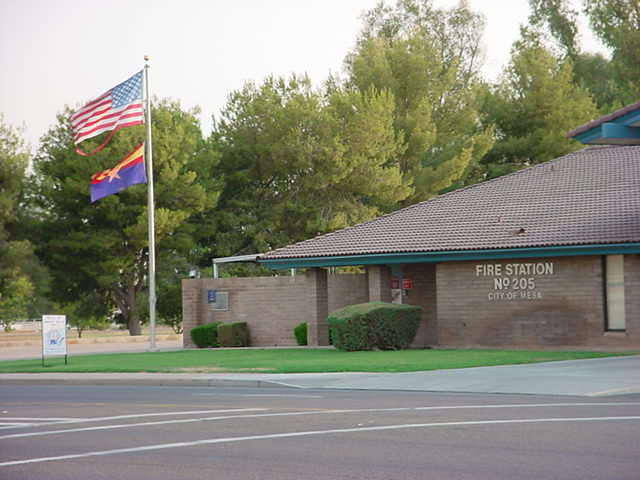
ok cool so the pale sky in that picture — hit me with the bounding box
[0,0,606,148]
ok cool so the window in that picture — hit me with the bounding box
[605,255,625,331]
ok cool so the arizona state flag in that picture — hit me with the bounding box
[90,143,146,202]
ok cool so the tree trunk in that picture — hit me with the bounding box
[112,284,143,336]
[128,313,142,336]
[127,282,141,336]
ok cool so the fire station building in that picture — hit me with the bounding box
[183,103,640,350]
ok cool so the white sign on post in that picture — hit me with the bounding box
[42,315,68,364]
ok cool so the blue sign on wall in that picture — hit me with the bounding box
[207,290,216,304]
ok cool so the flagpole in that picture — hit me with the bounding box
[144,56,157,351]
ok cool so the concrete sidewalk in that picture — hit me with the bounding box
[2,355,639,397]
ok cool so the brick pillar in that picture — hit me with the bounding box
[306,268,329,346]
[182,278,203,348]
[367,264,392,302]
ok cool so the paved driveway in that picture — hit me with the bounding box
[257,355,640,396]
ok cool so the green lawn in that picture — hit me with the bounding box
[0,349,631,374]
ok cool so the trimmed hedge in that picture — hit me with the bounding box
[328,302,422,352]
[217,322,250,347]
[294,322,308,346]
[190,322,223,348]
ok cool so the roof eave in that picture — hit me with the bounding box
[571,122,640,145]
[258,243,640,269]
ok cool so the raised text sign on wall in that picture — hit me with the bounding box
[475,262,554,300]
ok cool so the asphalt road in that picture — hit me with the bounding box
[1,385,639,480]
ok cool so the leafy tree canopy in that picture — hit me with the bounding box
[212,75,411,256]
[346,0,495,200]
[479,28,598,178]
[0,116,50,328]
[32,100,220,334]
[528,0,640,109]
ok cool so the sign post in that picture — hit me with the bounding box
[42,315,68,367]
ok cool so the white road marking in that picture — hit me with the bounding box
[413,402,640,411]
[0,417,89,429]
[1,402,637,440]
[2,416,639,467]
[2,408,266,429]
[64,408,266,423]
[0,411,314,440]
[194,393,324,398]
[0,417,87,421]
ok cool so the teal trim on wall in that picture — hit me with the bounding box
[622,111,640,127]
[601,123,640,141]
[604,109,640,128]
[574,127,604,144]
[572,111,640,144]
[573,124,640,144]
[258,243,640,269]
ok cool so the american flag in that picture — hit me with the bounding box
[71,71,144,145]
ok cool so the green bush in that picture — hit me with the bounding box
[328,312,371,351]
[217,322,250,347]
[190,322,223,348]
[328,302,422,352]
[294,322,308,346]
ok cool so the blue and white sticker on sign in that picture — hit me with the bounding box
[207,290,217,304]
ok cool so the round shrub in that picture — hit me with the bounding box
[218,322,250,347]
[328,302,422,351]
[294,322,308,346]
[190,322,223,348]
[328,313,372,351]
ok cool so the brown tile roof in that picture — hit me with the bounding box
[567,101,640,138]
[261,145,640,260]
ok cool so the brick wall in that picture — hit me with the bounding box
[366,265,392,302]
[328,273,369,313]
[183,272,368,348]
[403,263,437,347]
[182,278,202,346]
[183,276,307,348]
[183,254,640,350]
[436,255,640,349]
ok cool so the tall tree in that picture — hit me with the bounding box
[0,116,49,329]
[529,0,580,56]
[346,0,494,201]
[212,75,411,256]
[529,0,638,109]
[480,29,598,179]
[33,100,219,335]
[583,0,640,104]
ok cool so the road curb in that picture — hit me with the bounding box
[0,374,294,389]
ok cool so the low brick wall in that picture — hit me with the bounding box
[183,273,368,348]
[403,263,437,348]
